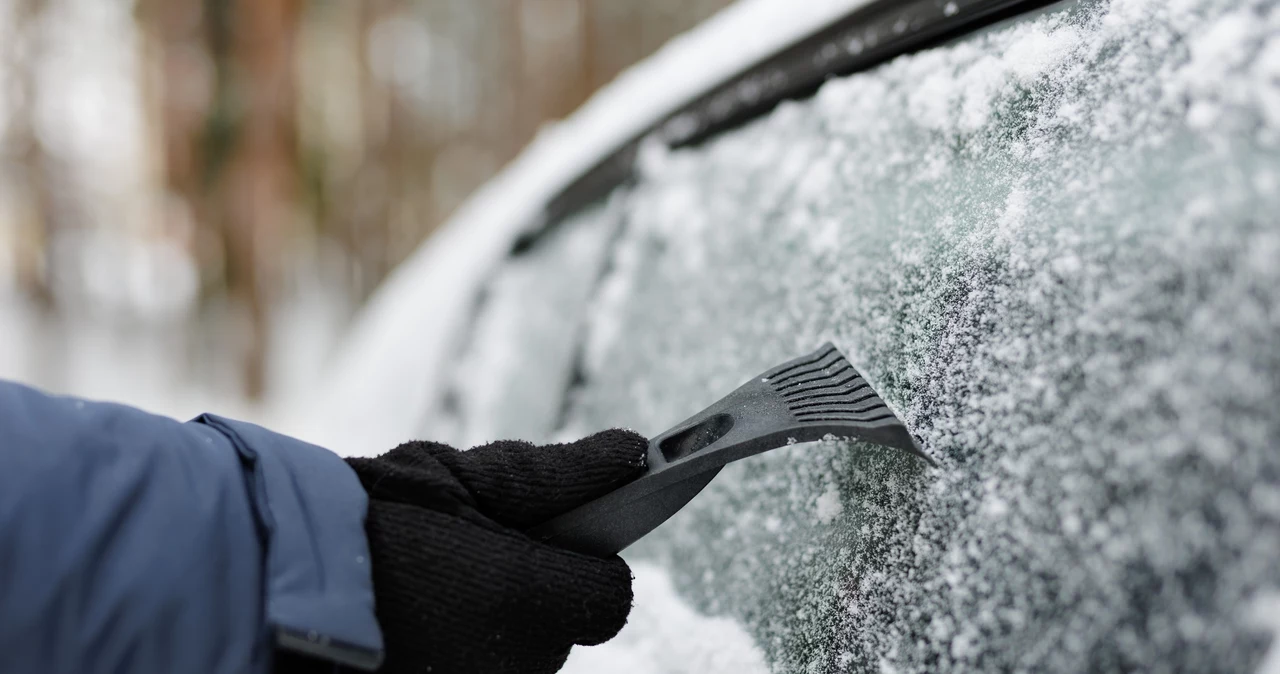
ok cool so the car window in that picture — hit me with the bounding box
[425,200,622,447]
[449,0,1280,670]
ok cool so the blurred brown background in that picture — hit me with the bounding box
[0,0,730,412]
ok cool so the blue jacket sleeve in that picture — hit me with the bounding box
[0,381,384,674]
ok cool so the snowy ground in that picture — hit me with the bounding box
[564,562,771,674]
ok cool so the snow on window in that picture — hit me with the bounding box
[426,200,620,447]
[550,0,1280,671]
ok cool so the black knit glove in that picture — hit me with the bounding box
[290,429,647,674]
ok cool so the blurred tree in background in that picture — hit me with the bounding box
[0,0,730,400]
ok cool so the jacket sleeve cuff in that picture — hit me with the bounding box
[195,414,385,671]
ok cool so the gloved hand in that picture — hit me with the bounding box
[279,429,647,674]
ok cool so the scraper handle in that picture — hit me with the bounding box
[526,456,723,557]
[526,344,932,556]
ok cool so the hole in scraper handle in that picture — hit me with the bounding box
[658,413,734,462]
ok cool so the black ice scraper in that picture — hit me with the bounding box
[527,343,934,556]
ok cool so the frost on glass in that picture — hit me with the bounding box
[427,201,619,447]
[551,0,1280,671]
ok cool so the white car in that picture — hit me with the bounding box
[304,0,1280,671]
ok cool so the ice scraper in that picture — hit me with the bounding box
[527,343,933,556]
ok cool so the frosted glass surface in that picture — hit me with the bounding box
[429,202,619,447]
[453,0,1280,670]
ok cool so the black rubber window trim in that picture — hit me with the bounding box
[519,0,1066,252]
